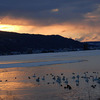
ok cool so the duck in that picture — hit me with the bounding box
[76,75,80,79]
[5,80,7,82]
[62,76,65,81]
[67,85,72,90]
[0,80,2,82]
[91,85,96,88]
[56,76,61,84]
[85,77,89,83]
[72,76,75,79]
[33,74,36,78]
[52,76,56,80]
[28,76,31,79]
[64,78,68,85]
[36,77,40,82]
[42,76,45,81]
[61,73,63,75]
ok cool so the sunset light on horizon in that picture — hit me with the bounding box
[0,0,100,42]
[0,1,100,100]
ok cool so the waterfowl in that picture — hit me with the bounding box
[47,82,50,84]
[33,74,36,78]
[28,76,31,79]
[64,86,67,89]
[72,76,75,79]
[76,75,80,79]
[52,76,56,80]
[61,73,63,75]
[62,76,65,81]
[42,76,45,80]
[5,80,7,82]
[65,78,68,85]
[0,80,2,82]
[72,73,75,75]
[91,85,96,88]
[36,77,40,82]
[67,85,72,90]
[56,76,61,84]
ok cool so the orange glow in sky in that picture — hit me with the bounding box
[0,1,100,42]
[0,16,100,42]
[0,24,20,32]
[0,23,82,40]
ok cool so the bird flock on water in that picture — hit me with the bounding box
[28,71,100,90]
[1,71,100,91]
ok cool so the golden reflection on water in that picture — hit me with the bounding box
[0,58,100,100]
[0,58,60,65]
[0,61,37,64]
[0,82,36,90]
[0,68,38,100]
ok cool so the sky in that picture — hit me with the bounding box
[0,0,100,42]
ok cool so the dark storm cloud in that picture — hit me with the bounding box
[0,0,100,25]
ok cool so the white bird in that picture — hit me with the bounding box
[65,78,68,85]
[42,76,45,80]
[33,74,36,78]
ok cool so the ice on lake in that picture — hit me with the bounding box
[0,50,100,100]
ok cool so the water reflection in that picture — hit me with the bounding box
[0,82,36,90]
[0,55,100,100]
[0,82,38,100]
[0,91,20,100]
[0,67,100,100]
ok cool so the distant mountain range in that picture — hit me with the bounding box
[0,31,84,55]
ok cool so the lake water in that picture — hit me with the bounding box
[0,50,100,100]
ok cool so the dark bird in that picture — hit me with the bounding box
[64,86,67,89]
[0,80,2,82]
[62,76,65,81]
[47,82,50,84]
[28,76,31,79]
[61,73,63,75]
[36,77,40,82]
[67,85,72,90]
[52,76,56,80]
[46,74,48,76]
[91,85,96,88]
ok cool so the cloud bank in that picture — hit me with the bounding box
[0,0,100,41]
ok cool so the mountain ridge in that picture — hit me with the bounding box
[0,31,84,55]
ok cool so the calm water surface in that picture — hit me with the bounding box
[0,50,100,100]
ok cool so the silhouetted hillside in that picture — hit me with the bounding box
[85,41,100,50]
[0,31,84,55]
